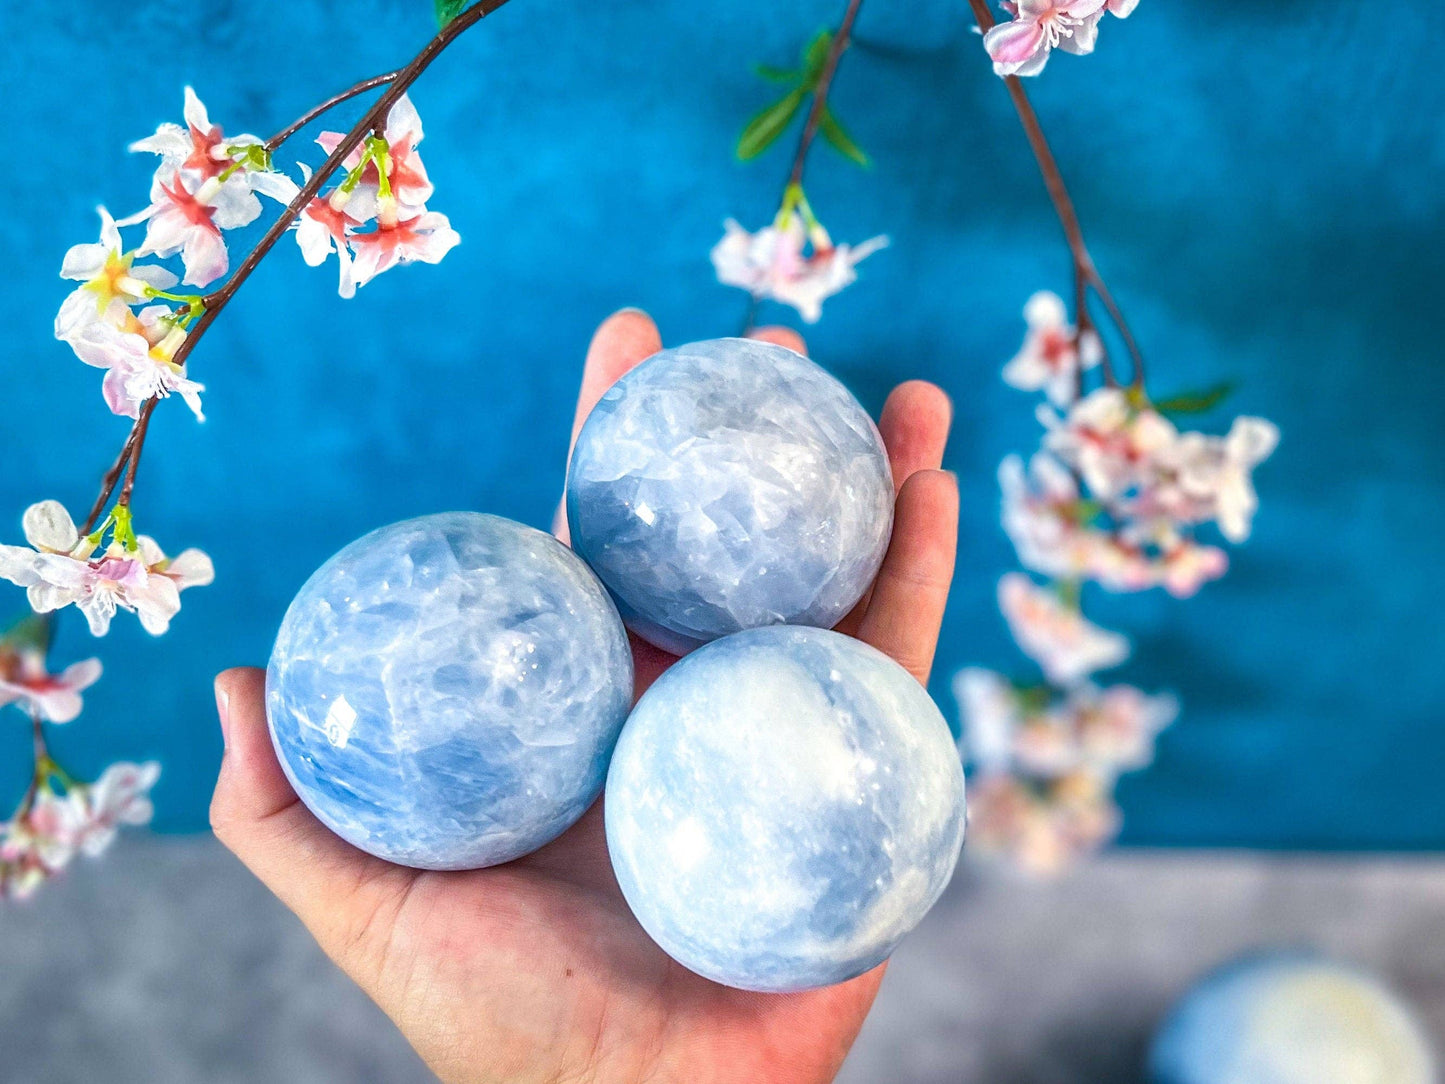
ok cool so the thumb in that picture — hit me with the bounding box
[209,667,416,983]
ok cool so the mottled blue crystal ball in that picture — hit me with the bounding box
[566,338,894,654]
[266,513,633,870]
[605,626,965,992]
[1150,953,1436,1084]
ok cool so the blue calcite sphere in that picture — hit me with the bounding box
[1150,953,1436,1084]
[605,626,966,992]
[266,513,633,870]
[566,338,894,654]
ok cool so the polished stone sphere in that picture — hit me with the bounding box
[266,512,633,870]
[1150,953,1436,1084]
[566,338,894,654]
[605,626,965,992]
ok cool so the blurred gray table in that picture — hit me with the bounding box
[2,838,1442,1083]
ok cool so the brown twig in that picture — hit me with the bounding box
[785,0,865,192]
[79,0,512,533]
[81,415,147,534]
[17,712,47,817]
[966,0,1146,392]
[264,69,403,152]
[118,400,156,508]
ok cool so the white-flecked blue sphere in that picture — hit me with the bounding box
[266,513,633,870]
[605,626,965,992]
[1150,953,1436,1084]
[566,338,894,654]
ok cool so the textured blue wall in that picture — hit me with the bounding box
[2,0,1442,846]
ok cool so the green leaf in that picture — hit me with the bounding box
[1,614,51,656]
[754,63,801,84]
[819,106,870,168]
[434,0,468,27]
[736,87,806,161]
[1154,381,1237,417]
[802,30,833,86]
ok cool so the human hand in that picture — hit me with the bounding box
[210,308,959,1084]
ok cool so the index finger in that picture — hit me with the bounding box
[568,308,664,453]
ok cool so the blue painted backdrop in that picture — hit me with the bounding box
[3,0,1442,846]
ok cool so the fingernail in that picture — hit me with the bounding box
[215,677,231,751]
[614,306,648,318]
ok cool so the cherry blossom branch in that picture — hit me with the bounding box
[182,0,511,359]
[966,0,1146,392]
[77,0,512,533]
[264,69,404,152]
[785,0,864,192]
[739,0,864,335]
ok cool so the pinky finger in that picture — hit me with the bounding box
[855,470,959,686]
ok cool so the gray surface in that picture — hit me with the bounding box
[2,838,1442,1083]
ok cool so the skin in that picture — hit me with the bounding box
[210,309,959,1084]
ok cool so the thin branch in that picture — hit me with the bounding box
[81,415,146,535]
[264,69,404,152]
[17,712,47,817]
[785,0,865,192]
[118,400,156,508]
[966,0,1146,391]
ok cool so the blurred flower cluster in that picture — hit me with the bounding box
[0,617,159,899]
[957,291,1278,875]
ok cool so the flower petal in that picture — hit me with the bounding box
[23,501,79,553]
[984,19,1046,66]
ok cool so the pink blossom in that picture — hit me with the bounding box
[0,645,101,724]
[123,173,233,287]
[983,0,1109,78]
[1012,682,1176,777]
[997,573,1129,685]
[1154,537,1229,598]
[70,306,204,421]
[131,87,262,182]
[999,453,1108,579]
[1002,291,1102,406]
[294,190,360,299]
[1069,683,1177,773]
[347,210,460,292]
[55,208,178,341]
[71,761,161,858]
[131,87,295,204]
[711,215,888,324]
[0,501,213,637]
[965,771,1121,876]
[1,789,84,898]
[125,89,298,287]
[1141,416,1280,542]
[1041,388,1179,502]
[284,162,356,295]
[318,94,433,222]
[0,761,159,898]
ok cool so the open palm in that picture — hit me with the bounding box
[210,309,959,1084]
